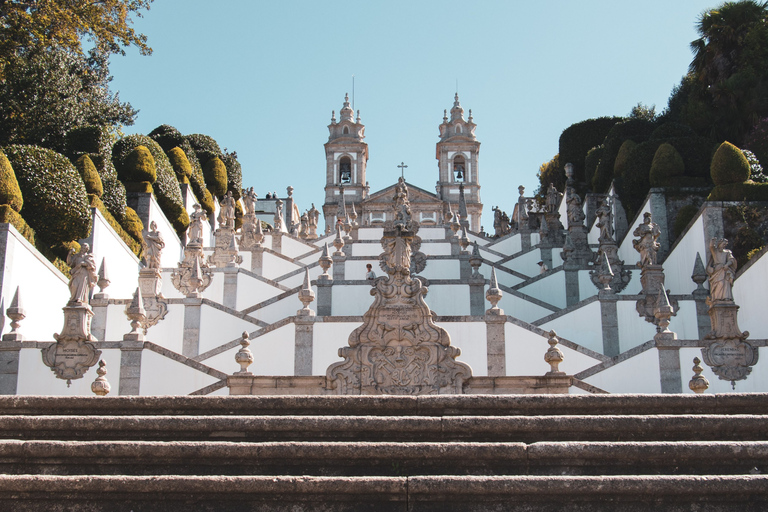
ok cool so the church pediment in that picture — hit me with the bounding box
[363,182,440,205]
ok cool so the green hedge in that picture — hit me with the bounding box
[167,147,192,184]
[117,145,156,184]
[592,118,656,192]
[615,140,662,220]
[650,143,685,187]
[650,122,695,140]
[221,151,243,199]
[179,140,213,214]
[149,124,186,152]
[584,145,603,187]
[123,206,144,244]
[4,144,91,246]
[711,141,751,186]
[89,195,142,258]
[0,204,71,276]
[75,154,104,197]
[707,181,768,201]
[673,204,700,239]
[203,156,228,197]
[613,140,636,179]
[0,150,23,212]
[113,135,189,235]
[185,133,222,164]
[558,117,621,185]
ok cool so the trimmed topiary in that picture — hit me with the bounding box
[0,204,34,243]
[75,154,103,197]
[149,125,185,152]
[616,140,663,220]
[185,134,222,164]
[650,143,685,187]
[200,187,215,215]
[221,151,243,199]
[707,181,768,201]
[613,140,637,179]
[592,118,656,192]
[0,150,23,212]
[167,147,192,184]
[673,204,700,239]
[584,145,603,188]
[558,117,621,185]
[123,206,144,244]
[101,173,127,221]
[711,141,751,186]
[203,156,228,197]
[118,145,156,184]
[4,145,91,246]
[650,122,695,140]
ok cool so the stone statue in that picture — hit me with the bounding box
[707,238,737,302]
[299,212,309,237]
[274,199,284,231]
[546,183,560,213]
[566,191,585,227]
[144,221,165,270]
[308,203,319,229]
[66,244,98,305]
[218,191,236,229]
[242,187,257,215]
[595,198,613,242]
[188,204,207,245]
[632,212,661,267]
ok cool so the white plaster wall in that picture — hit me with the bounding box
[587,218,600,245]
[332,285,375,316]
[425,285,469,316]
[477,246,502,263]
[140,349,220,395]
[616,301,656,353]
[617,268,643,296]
[734,251,768,338]
[679,347,768,393]
[199,345,240,375]
[578,270,598,301]
[583,348,662,393]
[248,323,295,375]
[517,272,567,309]
[0,227,68,341]
[668,300,700,341]
[487,234,522,255]
[442,322,487,376]
[281,235,315,259]
[420,260,460,280]
[501,249,539,277]
[159,269,184,299]
[236,273,284,308]
[345,260,379,281]
[421,243,451,256]
[351,243,382,257]
[504,323,601,377]
[298,251,322,265]
[541,301,603,355]
[420,228,445,240]
[280,269,316,289]
[663,213,706,295]
[481,263,522,288]
[552,249,564,268]
[262,252,301,280]
[202,270,225,304]
[88,209,141,299]
[312,322,357,374]
[199,306,257,355]
[254,293,302,324]
[16,347,121,395]
[357,228,384,241]
[148,197,183,268]
[498,294,553,323]
[144,304,185,353]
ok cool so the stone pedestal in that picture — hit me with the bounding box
[316,279,333,317]
[125,191,152,236]
[332,254,346,281]
[598,293,620,357]
[0,340,21,394]
[90,297,109,342]
[182,297,202,357]
[485,312,506,377]
[118,339,143,395]
[636,265,677,327]
[42,304,101,384]
[590,240,631,293]
[294,317,314,376]
[272,231,283,253]
[223,267,238,309]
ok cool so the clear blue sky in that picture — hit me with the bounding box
[109,0,716,227]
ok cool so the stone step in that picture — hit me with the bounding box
[0,440,765,477]
[0,414,766,442]
[1,394,766,417]
[0,474,765,511]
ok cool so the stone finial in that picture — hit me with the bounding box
[91,360,111,396]
[539,215,549,237]
[564,163,574,181]
[469,242,483,278]
[654,287,674,333]
[287,186,293,197]
[94,258,110,299]
[485,267,503,313]
[319,243,333,278]
[235,331,254,375]
[459,224,470,252]
[3,286,25,342]
[124,287,147,340]
[349,202,358,226]
[689,357,709,394]
[333,224,345,255]
[254,217,265,246]
[597,251,614,292]
[451,213,461,237]
[544,330,565,375]
[297,268,316,316]
[691,252,707,292]
[518,185,525,198]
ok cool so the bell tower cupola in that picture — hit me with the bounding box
[436,94,482,232]
[323,93,369,232]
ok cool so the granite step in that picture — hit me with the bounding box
[0,474,765,511]
[0,440,765,477]
[0,414,766,442]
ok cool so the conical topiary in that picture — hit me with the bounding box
[650,143,685,186]
[119,145,157,186]
[711,141,750,186]
[0,150,23,212]
[167,147,192,185]
[613,139,637,179]
[203,156,228,197]
[75,154,104,197]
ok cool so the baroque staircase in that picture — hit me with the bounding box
[0,394,766,511]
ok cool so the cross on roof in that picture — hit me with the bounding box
[397,162,408,179]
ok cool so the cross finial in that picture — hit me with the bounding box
[397,162,408,180]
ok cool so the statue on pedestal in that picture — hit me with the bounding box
[67,244,98,306]
[188,204,207,246]
[632,213,661,267]
[706,238,736,302]
[144,221,164,270]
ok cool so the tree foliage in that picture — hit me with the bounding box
[0,0,153,78]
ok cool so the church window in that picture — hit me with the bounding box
[339,156,352,183]
[453,155,466,182]
[455,125,462,134]
[343,126,349,135]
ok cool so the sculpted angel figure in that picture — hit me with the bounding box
[595,198,613,242]
[632,212,661,267]
[706,238,737,302]
[188,204,207,245]
[218,191,236,229]
[242,187,257,215]
[144,221,165,269]
[67,243,98,305]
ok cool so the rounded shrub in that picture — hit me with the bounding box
[650,143,685,186]
[4,145,91,245]
[123,206,144,243]
[118,145,156,184]
[149,124,185,152]
[200,187,215,215]
[203,156,228,197]
[558,117,620,185]
[592,118,656,192]
[613,140,636,179]
[584,145,603,187]
[65,125,111,157]
[616,140,662,220]
[167,147,192,184]
[185,134,222,164]
[711,141,751,186]
[0,150,23,212]
[75,154,103,197]
[101,173,127,222]
[650,122,695,140]
[707,181,768,201]
[221,151,243,199]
